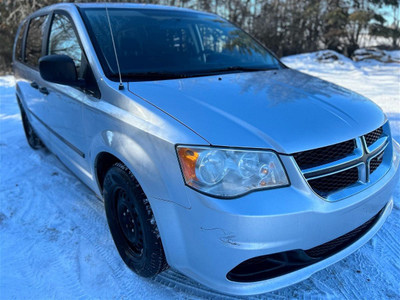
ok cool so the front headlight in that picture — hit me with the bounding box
[176,146,289,198]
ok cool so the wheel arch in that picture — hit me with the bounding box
[94,151,122,193]
[90,130,191,208]
[16,92,25,112]
[91,131,168,200]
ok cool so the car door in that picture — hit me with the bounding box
[41,11,93,180]
[18,14,50,143]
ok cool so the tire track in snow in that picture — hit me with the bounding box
[156,269,238,300]
[46,178,140,298]
[41,166,175,299]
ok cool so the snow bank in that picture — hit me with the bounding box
[0,75,15,88]
[282,50,358,74]
[353,48,400,63]
[282,49,400,70]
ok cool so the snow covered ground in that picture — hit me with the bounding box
[1,53,399,299]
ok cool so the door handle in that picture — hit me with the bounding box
[39,87,49,95]
[30,81,39,89]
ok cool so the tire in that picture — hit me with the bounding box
[103,162,168,277]
[17,100,45,150]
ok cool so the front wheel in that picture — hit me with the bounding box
[103,162,168,277]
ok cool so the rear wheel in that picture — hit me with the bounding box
[18,100,44,150]
[103,162,168,277]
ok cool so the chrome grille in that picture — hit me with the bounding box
[364,126,383,147]
[370,153,384,174]
[293,140,356,169]
[293,125,389,200]
[308,167,358,197]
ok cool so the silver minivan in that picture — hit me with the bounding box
[13,3,400,296]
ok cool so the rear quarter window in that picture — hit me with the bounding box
[25,15,48,68]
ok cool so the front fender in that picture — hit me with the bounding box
[89,130,191,209]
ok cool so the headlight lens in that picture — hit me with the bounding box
[177,146,289,198]
[196,150,227,185]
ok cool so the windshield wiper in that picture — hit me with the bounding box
[205,66,279,74]
[109,66,279,81]
[111,71,190,81]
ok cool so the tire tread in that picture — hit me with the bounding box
[104,162,168,277]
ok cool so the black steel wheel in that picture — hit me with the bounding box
[17,99,44,150]
[103,162,168,277]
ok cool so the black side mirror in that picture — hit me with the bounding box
[39,55,83,87]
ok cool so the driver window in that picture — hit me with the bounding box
[48,13,82,73]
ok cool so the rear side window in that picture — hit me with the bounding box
[25,15,48,68]
[48,13,82,73]
[15,21,27,62]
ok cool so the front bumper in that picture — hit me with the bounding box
[149,140,400,296]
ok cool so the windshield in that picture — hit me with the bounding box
[80,8,282,81]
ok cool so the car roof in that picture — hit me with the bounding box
[31,2,213,17]
[75,2,200,12]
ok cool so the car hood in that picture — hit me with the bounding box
[127,69,385,154]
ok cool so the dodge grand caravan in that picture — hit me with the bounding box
[13,3,400,296]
